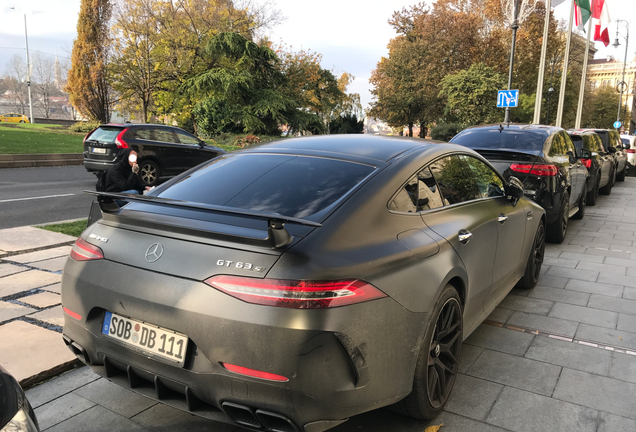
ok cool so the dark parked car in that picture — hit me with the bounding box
[567,130,614,203]
[450,125,588,243]
[0,365,39,432]
[83,124,225,186]
[592,129,627,182]
[62,135,545,432]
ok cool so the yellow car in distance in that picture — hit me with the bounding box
[0,113,30,123]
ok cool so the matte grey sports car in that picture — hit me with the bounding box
[61,135,545,432]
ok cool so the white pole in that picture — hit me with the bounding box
[575,18,593,129]
[555,0,575,128]
[533,1,552,124]
[24,14,34,124]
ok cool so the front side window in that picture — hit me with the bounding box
[175,131,200,145]
[459,155,505,198]
[134,129,152,140]
[154,129,177,143]
[429,156,479,205]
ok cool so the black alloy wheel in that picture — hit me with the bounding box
[426,297,462,409]
[140,160,160,186]
[393,285,462,419]
[519,223,546,289]
[587,176,599,206]
[546,191,569,243]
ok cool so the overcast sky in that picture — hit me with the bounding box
[1,0,634,109]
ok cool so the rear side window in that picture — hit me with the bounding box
[622,138,630,145]
[87,127,123,143]
[429,155,479,204]
[390,167,444,212]
[154,129,178,143]
[595,131,609,151]
[157,154,375,218]
[459,155,504,198]
[175,131,200,145]
[451,129,547,151]
[134,129,152,140]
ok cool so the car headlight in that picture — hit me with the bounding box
[0,409,39,432]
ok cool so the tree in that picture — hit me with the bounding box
[439,63,505,126]
[32,53,55,118]
[581,85,629,129]
[4,55,28,114]
[66,0,113,122]
[328,114,364,134]
[187,32,323,136]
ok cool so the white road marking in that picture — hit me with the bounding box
[0,193,75,203]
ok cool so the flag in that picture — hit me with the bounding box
[592,0,611,47]
[574,0,592,32]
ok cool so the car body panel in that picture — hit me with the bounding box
[621,134,636,169]
[63,135,545,431]
[0,112,29,123]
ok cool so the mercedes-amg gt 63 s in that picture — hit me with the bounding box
[61,135,545,432]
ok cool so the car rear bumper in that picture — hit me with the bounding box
[84,153,116,172]
[61,258,425,431]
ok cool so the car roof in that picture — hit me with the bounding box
[240,134,444,163]
[459,124,563,135]
[566,129,599,136]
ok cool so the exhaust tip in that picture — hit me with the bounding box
[221,401,261,428]
[255,409,299,432]
[63,336,92,364]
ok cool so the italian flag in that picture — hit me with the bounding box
[574,0,592,32]
[592,0,611,47]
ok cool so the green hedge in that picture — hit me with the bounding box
[431,123,463,142]
[70,121,102,134]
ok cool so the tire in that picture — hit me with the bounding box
[572,188,586,220]
[393,284,462,420]
[617,166,626,182]
[587,176,599,206]
[546,191,569,244]
[19,120,25,123]
[518,222,546,289]
[139,160,160,186]
[599,168,613,195]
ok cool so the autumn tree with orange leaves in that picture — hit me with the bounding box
[66,0,113,123]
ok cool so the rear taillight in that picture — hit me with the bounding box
[581,158,592,168]
[83,128,98,147]
[204,276,386,309]
[115,128,130,148]
[626,149,635,153]
[70,237,104,261]
[510,163,558,177]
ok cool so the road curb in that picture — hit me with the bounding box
[0,154,83,169]
[20,359,84,389]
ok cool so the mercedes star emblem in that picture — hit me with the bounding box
[145,243,164,262]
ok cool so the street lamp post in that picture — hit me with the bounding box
[24,14,33,124]
[504,0,520,125]
[613,20,629,129]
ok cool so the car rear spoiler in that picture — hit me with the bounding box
[84,191,321,248]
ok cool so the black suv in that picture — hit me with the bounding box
[450,125,588,243]
[83,124,225,186]
[567,130,614,204]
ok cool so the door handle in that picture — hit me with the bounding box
[498,214,508,224]
[527,211,533,220]
[458,230,472,245]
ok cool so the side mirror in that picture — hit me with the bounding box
[566,151,577,164]
[581,149,592,159]
[608,146,617,154]
[505,176,524,206]
[624,143,631,150]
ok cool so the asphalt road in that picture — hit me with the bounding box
[0,165,96,229]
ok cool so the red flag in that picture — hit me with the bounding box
[592,0,611,47]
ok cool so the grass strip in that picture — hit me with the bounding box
[0,124,84,154]
[37,219,88,238]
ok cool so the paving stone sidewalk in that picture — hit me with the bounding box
[0,226,78,385]
[10,180,636,431]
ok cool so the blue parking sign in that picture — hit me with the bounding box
[497,90,519,108]
[614,121,622,129]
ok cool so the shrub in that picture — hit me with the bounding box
[233,135,262,148]
[70,121,102,134]
[430,123,463,142]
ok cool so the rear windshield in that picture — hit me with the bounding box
[451,129,547,151]
[622,138,630,145]
[87,126,123,143]
[156,154,375,219]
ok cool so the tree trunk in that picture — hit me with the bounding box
[408,122,413,137]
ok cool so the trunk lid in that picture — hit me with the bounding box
[474,149,544,182]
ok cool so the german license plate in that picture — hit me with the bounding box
[102,312,188,366]
[91,147,106,154]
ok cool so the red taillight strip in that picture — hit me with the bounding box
[63,307,82,320]
[510,163,558,177]
[204,276,386,309]
[222,363,289,382]
[115,128,129,148]
[70,237,104,261]
[581,159,592,168]
[626,149,635,153]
